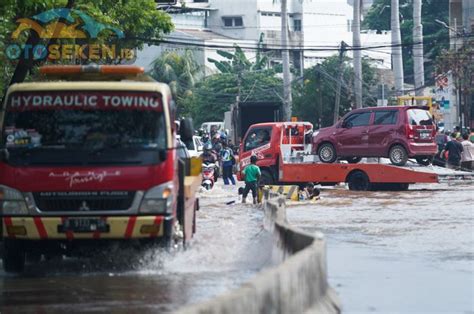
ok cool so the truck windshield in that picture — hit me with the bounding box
[2,91,167,166]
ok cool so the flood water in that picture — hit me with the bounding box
[0,184,272,313]
[286,183,474,313]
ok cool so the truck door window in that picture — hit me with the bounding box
[244,127,271,151]
[374,110,398,125]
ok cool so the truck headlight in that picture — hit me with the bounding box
[0,185,28,215]
[139,182,174,214]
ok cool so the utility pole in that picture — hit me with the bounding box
[233,70,243,144]
[334,41,347,124]
[353,0,363,108]
[413,0,425,96]
[391,0,404,96]
[316,64,322,128]
[281,0,292,121]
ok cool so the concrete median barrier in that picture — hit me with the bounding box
[176,190,341,314]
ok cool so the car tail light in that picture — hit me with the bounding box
[405,124,414,139]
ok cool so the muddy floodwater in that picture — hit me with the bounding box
[0,185,272,313]
[287,183,474,313]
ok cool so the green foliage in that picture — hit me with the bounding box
[150,50,202,116]
[436,38,474,95]
[207,43,271,74]
[0,0,174,92]
[363,0,450,84]
[293,55,377,128]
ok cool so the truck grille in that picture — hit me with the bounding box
[33,191,135,212]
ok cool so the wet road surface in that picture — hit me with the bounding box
[0,184,272,313]
[287,183,474,313]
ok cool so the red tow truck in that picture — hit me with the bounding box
[0,65,201,273]
[237,122,470,191]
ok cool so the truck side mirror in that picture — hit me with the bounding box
[179,118,194,142]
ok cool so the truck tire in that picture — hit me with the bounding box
[415,156,433,166]
[389,145,408,166]
[347,171,371,191]
[346,157,362,164]
[318,143,337,163]
[2,239,26,273]
[260,169,275,185]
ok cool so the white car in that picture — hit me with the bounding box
[187,136,203,158]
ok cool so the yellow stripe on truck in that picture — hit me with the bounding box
[265,185,300,201]
[2,216,164,240]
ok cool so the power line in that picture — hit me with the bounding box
[131,32,473,53]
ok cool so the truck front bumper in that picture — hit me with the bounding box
[2,215,173,240]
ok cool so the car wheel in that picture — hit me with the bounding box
[260,169,275,185]
[318,143,337,163]
[346,157,362,164]
[347,171,371,191]
[415,156,433,166]
[2,239,26,273]
[389,145,408,166]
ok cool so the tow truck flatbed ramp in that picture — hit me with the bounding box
[279,159,473,190]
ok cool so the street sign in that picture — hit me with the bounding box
[156,0,177,4]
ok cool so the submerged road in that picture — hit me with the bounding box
[0,184,272,313]
[287,183,474,313]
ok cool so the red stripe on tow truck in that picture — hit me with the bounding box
[150,216,163,238]
[33,217,48,239]
[61,217,74,240]
[124,216,137,238]
[4,217,15,238]
[93,217,107,239]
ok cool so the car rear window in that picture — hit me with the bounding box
[407,109,433,126]
[374,110,398,125]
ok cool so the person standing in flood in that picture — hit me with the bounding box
[220,141,236,185]
[242,155,261,204]
[441,133,464,170]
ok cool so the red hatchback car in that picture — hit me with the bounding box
[312,106,437,166]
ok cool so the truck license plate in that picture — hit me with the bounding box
[60,218,109,233]
[420,132,430,139]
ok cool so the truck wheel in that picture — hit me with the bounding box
[2,239,26,273]
[389,145,408,166]
[260,169,275,185]
[346,157,362,164]
[318,143,337,163]
[415,156,433,166]
[347,171,371,191]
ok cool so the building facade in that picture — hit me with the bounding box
[136,0,391,74]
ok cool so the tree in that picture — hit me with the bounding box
[363,0,449,86]
[293,55,377,128]
[207,39,270,74]
[150,50,201,115]
[0,0,174,93]
[436,38,474,128]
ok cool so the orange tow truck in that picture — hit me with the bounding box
[237,122,470,191]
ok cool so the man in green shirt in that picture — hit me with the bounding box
[242,155,261,204]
